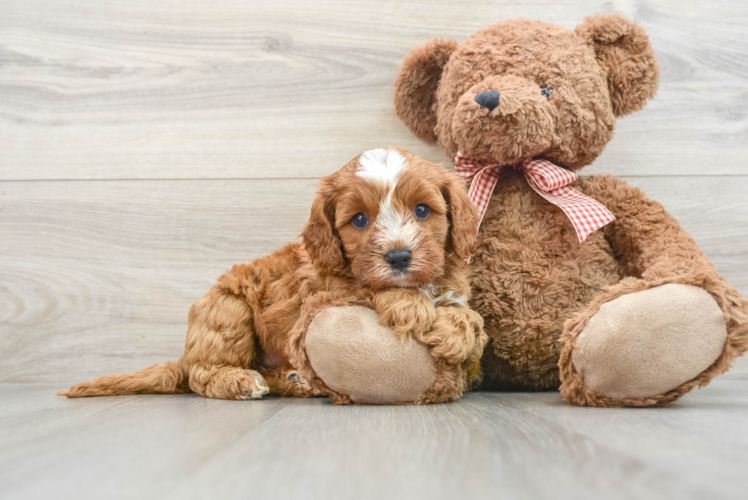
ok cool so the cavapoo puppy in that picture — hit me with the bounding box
[59,147,487,404]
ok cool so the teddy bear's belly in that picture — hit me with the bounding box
[469,176,622,390]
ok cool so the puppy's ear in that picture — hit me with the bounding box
[442,172,478,261]
[302,174,346,275]
[575,14,660,117]
[394,39,458,142]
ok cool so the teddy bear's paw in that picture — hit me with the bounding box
[306,306,436,404]
[571,284,727,400]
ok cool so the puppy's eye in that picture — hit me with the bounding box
[414,204,431,219]
[351,212,369,228]
[541,87,553,97]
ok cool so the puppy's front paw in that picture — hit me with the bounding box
[422,307,487,365]
[373,289,436,339]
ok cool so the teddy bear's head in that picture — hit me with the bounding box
[394,14,660,170]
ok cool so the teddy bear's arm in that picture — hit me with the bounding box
[557,175,748,407]
[583,176,716,281]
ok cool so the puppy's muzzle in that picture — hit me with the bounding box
[385,248,412,271]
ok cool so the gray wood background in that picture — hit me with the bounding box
[1,0,747,384]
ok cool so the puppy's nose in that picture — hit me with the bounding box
[385,248,412,271]
[475,90,501,111]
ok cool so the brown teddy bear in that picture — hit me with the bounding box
[394,14,748,406]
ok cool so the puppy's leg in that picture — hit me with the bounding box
[419,306,487,367]
[417,306,488,403]
[372,288,436,339]
[181,284,270,400]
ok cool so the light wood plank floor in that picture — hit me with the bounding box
[1,381,747,500]
[1,1,748,498]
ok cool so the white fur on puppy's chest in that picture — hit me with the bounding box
[421,285,468,307]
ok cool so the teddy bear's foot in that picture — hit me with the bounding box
[563,284,727,406]
[305,306,437,404]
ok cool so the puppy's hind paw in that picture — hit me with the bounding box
[206,368,270,400]
[286,372,317,398]
[248,376,271,400]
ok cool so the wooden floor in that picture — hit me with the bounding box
[1,380,747,500]
[2,0,748,498]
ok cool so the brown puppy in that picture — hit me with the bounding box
[59,147,486,404]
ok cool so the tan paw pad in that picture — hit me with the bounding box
[572,284,727,399]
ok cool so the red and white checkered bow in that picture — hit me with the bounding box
[454,151,615,243]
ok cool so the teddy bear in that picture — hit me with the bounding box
[391,13,748,406]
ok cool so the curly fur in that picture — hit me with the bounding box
[394,14,747,406]
[59,148,486,404]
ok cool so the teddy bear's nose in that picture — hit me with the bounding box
[475,90,501,111]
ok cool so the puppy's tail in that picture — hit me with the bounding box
[56,361,190,398]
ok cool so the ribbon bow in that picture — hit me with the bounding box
[454,151,614,243]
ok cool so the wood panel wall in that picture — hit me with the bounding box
[1,0,747,383]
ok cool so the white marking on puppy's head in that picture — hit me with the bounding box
[357,148,418,249]
[375,194,421,250]
[356,148,407,189]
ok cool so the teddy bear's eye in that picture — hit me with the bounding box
[541,87,553,97]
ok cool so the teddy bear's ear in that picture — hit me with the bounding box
[575,14,660,117]
[394,39,458,141]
